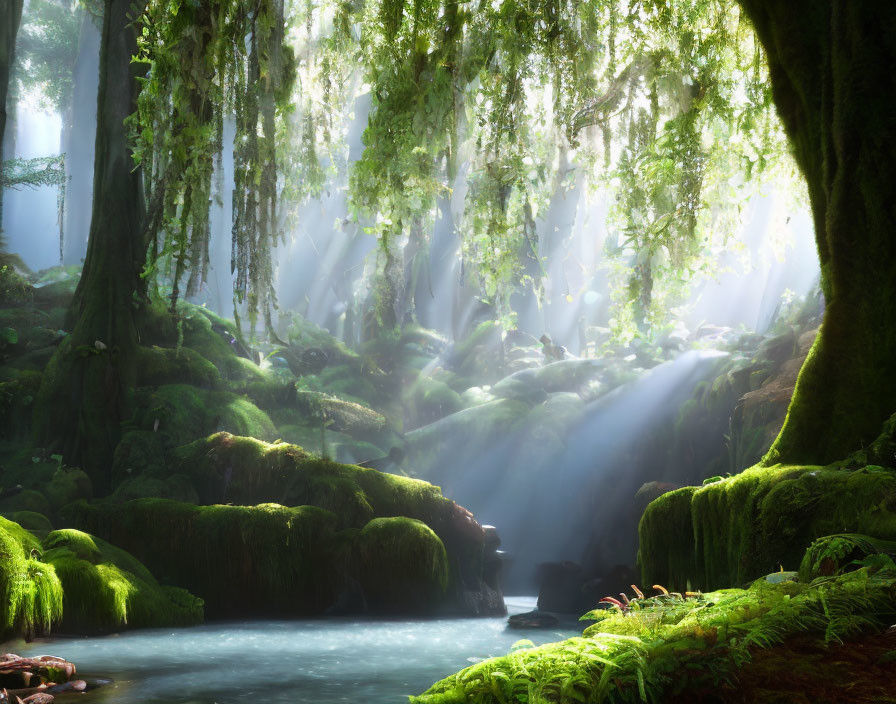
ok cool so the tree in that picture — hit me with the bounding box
[35,0,294,489]
[739,1,896,466]
[0,0,25,223]
[35,0,147,492]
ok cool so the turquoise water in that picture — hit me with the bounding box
[20,598,579,703]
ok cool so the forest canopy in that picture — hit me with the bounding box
[12,0,798,341]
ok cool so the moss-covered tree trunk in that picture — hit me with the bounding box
[0,0,25,224]
[739,1,896,466]
[35,0,147,492]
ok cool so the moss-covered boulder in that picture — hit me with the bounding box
[43,467,92,511]
[67,434,503,616]
[639,462,896,591]
[135,345,222,389]
[135,384,277,447]
[64,500,346,618]
[0,516,62,639]
[294,390,388,440]
[6,511,53,535]
[42,528,202,632]
[358,517,449,613]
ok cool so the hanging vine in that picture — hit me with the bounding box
[130,0,296,334]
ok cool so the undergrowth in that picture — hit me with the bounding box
[410,568,896,703]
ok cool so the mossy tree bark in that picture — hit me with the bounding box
[0,0,25,223]
[35,0,147,492]
[739,1,896,466]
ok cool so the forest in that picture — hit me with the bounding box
[0,0,895,702]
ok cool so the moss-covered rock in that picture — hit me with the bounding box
[66,434,502,616]
[43,467,92,512]
[111,474,199,504]
[64,500,345,618]
[135,345,222,389]
[0,489,52,517]
[111,430,168,480]
[42,528,203,632]
[358,517,449,613]
[136,384,277,447]
[5,511,53,535]
[406,376,466,428]
[295,390,388,440]
[0,516,62,639]
[639,462,896,591]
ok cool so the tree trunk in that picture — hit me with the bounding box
[62,12,101,266]
[35,0,147,492]
[739,1,896,465]
[0,0,24,225]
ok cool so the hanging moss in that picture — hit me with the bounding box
[639,462,896,592]
[42,528,203,632]
[0,516,63,639]
[358,517,449,613]
[64,499,346,618]
[64,431,496,617]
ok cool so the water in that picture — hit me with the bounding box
[20,598,579,703]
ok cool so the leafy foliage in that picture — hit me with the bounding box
[412,567,896,703]
[131,0,296,331]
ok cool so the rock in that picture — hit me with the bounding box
[756,330,797,365]
[358,517,449,614]
[508,610,559,629]
[482,525,501,549]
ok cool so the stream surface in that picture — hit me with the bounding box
[20,598,579,703]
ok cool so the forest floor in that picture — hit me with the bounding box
[674,627,896,704]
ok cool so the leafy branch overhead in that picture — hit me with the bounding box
[120,0,794,338]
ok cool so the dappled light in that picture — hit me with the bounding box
[1,0,895,702]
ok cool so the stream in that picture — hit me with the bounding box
[19,598,579,703]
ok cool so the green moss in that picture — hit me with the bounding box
[6,511,53,535]
[412,568,896,704]
[638,487,698,592]
[168,433,451,527]
[112,430,168,481]
[137,384,277,447]
[43,467,92,511]
[65,434,492,616]
[42,528,203,632]
[135,345,222,388]
[358,517,449,613]
[295,391,388,440]
[407,377,466,425]
[64,499,345,618]
[0,489,52,517]
[0,516,63,639]
[640,463,896,591]
[111,474,199,503]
